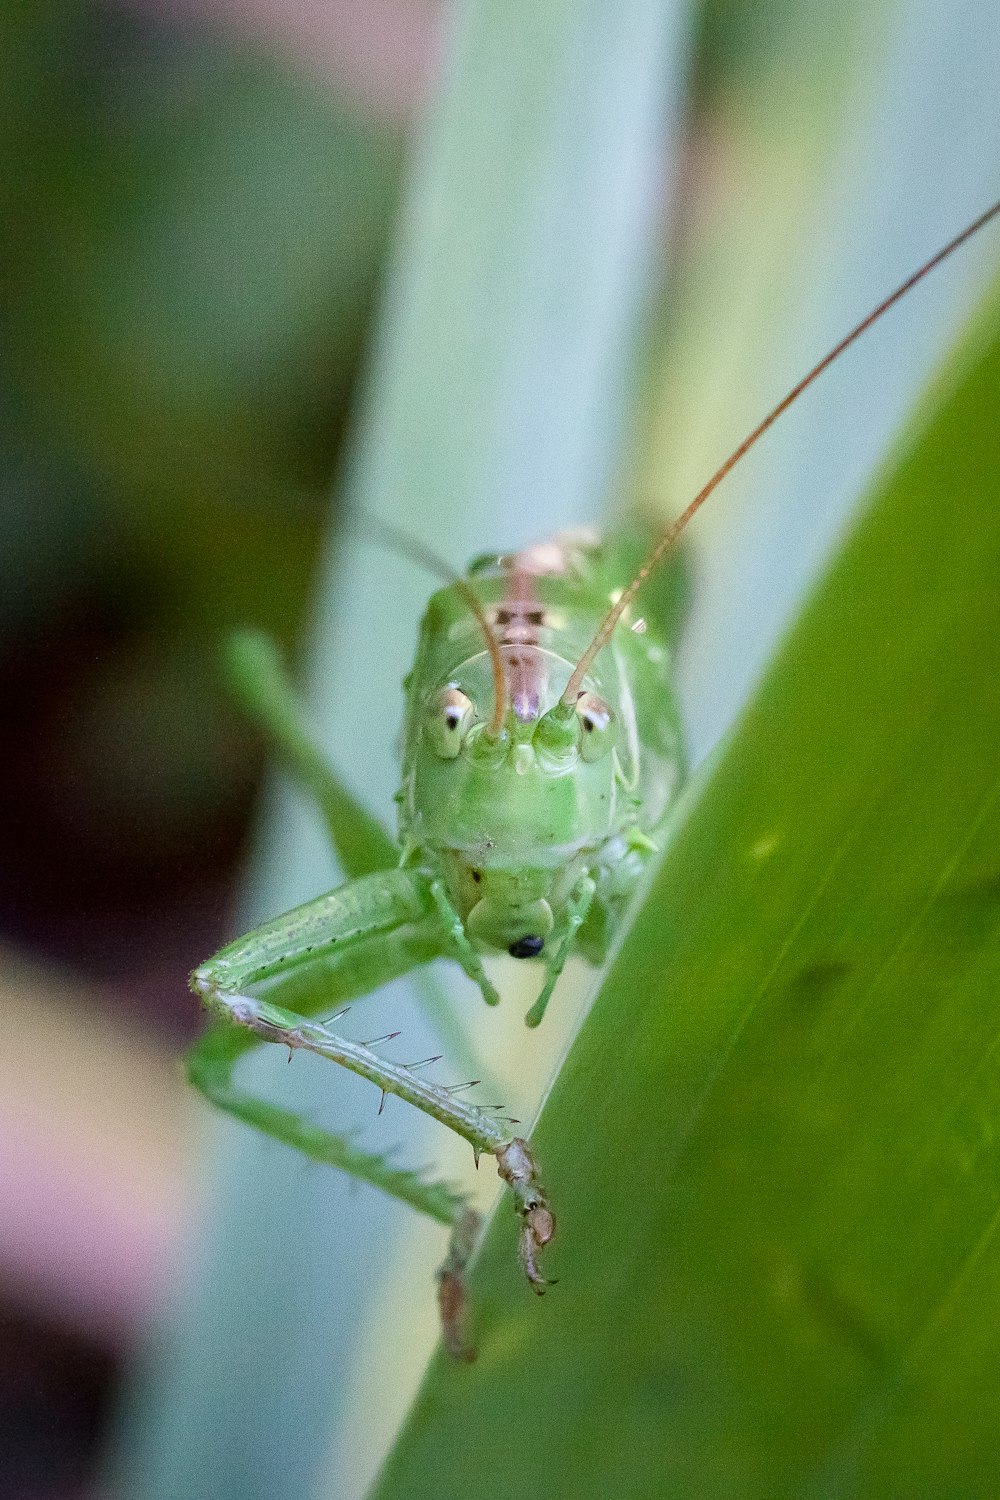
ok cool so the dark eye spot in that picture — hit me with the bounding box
[509,935,544,959]
[495,608,511,625]
[471,869,482,883]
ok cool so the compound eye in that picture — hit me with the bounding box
[425,685,475,759]
[575,691,615,763]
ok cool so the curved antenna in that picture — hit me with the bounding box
[563,196,1000,706]
[353,511,508,737]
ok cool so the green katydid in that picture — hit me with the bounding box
[189,198,1000,1360]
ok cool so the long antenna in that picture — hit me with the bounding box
[354,511,509,736]
[562,196,1000,706]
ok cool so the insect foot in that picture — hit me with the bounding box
[435,1206,482,1362]
[496,1138,556,1293]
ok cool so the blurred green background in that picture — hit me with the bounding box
[0,4,405,1493]
[1,0,998,1497]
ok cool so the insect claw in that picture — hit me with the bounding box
[520,1210,557,1294]
[495,1139,555,1291]
[378,1090,387,1116]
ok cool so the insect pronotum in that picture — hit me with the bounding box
[189,197,1000,1360]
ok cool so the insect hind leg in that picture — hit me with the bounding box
[188,866,557,1342]
[187,871,467,1226]
[223,629,396,879]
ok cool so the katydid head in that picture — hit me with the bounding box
[408,648,620,954]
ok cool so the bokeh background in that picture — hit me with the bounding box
[3,3,411,1494]
[2,0,998,1497]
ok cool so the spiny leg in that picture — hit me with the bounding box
[190,867,479,1341]
[189,867,556,1321]
[189,867,486,1174]
[187,1016,465,1226]
[187,884,457,1213]
[206,993,514,1161]
[191,1004,485,1361]
[524,874,596,1029]
[209,998,555,1305]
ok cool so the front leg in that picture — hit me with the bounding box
[189,868,504,1183]
[524,874,597,1029]
[428,876,501,1007]
[187,869,459,1221]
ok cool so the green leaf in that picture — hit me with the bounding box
[371,279,1000,1495]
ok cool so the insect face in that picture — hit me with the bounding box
[411,654,619,861]
[422,650,617,770]
[405,651,620,955]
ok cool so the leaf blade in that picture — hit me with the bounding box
[371,276,1000,1498]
